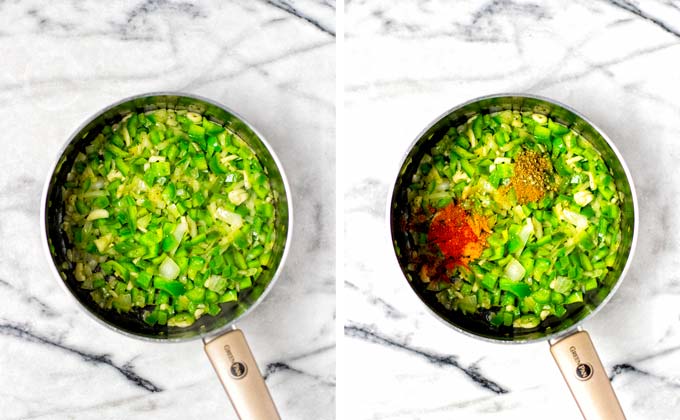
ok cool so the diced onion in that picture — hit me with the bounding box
[551,276,573,294]
[504,258,526,282]
[574,190,594,207]
[562,208,588,229]
[94,234,112,253]
[86,209,109,221]
[228,189,249,205]
[173,216,188,243]
[91,179,105,190]
[204,275,227,294]
[452,171,469,183]
[159,257,180,280]
[566,156,584,165]
[532,217,543,239]
[518,218,534,245]
[215,207,243,228]
[434,181,450,192]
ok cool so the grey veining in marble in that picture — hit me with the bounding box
[0,1,335,419]
[344,0,680,419]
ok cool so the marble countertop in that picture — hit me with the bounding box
[344,0,680,419]
[0,1,335,419]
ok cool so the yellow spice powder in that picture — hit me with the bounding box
[510,150,553,204]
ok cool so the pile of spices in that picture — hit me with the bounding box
[427,202,489,268]
[510,150,553,204]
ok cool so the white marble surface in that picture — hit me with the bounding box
[344,1,680,419]
[0,1,335,419]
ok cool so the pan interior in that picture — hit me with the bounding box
[44,94,290,341]
[390,95,635,342]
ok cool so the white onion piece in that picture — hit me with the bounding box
[452,171,469,183]
[562,209,588,229]
[574,191,594,207]
[517,218,534,247]
[215,207,243,228]
[173,216,188,243]
[159,257,180,280]
[86,209,109,221]
[228,189,249,205]
[434,181,450,192]
[504,258,526,282]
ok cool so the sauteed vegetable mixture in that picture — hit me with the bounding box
[61,109,276,328]
[405,111,622,329]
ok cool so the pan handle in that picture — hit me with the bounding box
[549,330,625,420]
[204,328,281,420]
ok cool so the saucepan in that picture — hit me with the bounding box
[41,92,292,419]
[388,94,637,419]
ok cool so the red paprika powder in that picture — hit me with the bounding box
[428,203,489,268]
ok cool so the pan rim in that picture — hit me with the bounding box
[386,92,639,345]
[40,91,294,343]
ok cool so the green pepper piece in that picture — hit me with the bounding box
[135,271,153,289]
[168,313,195,327]
[185,287,206,303]
[153,276,185,297]
[499,278,531,298]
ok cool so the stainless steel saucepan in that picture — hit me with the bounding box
[389,94,637,419]
[41,92,292,419]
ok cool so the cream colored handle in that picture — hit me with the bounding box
[204,328,281,420]
[550,330,625,420]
